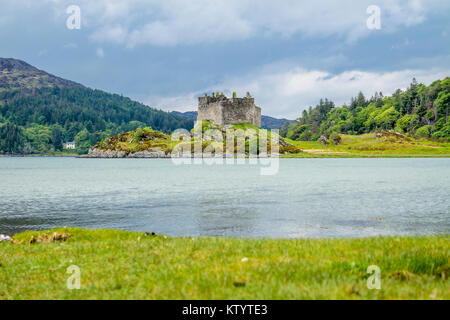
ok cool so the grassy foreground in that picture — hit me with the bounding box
[0,228,448,300]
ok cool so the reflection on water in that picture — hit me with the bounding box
[0,157,449,238]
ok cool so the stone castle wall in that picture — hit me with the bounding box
[197,95,261,127]
[197,101,224,125]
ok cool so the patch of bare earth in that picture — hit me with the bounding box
[302,149,349,154]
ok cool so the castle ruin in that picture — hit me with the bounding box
[197,92,261,127]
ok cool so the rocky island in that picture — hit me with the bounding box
[85,123,302,158]
[85,93,302,158]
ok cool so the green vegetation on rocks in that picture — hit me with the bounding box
[89,122,303,157]
[93,127,174,156]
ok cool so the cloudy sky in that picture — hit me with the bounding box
[1,0,449,118]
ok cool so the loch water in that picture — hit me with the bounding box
[0,157,449,238]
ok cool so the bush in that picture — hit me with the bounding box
[415,125,432,138]
[432,121,450,141]
[134,128,144,141]
[374,106,400,130]
[395,114,420,133]
[330,132,341,145]
[289,124,311,141]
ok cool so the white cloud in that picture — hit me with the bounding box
[146,92,200,113]
[10,0,445,47]
[146,64,450,118]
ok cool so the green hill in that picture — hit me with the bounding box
[0,58,193,154]
[0,58,83,90]
[283,77,449,142]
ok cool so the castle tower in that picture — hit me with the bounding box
[197,93,261,127]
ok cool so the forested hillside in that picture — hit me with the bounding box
[283,78,450,142]
[0,58,193,154]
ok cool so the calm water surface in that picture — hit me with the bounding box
[0,157,449,238]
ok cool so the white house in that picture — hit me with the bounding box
[64,142,76,149]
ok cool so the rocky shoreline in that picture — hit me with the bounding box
[82,147,170,158]
[81,147,281,159]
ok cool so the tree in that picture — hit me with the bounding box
[0,86,194,154]
[395,114,420,133]
[356,92,367,108]
[51,126,63,151]
[0,123,25,154]
[374,106,400,129]
[285,77,450,141]
[435,92,449,121]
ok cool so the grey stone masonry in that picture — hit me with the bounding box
[197,93,261,127]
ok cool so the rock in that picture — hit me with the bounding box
[374,130,408,140]
[279,138,288,147]
[87,148,127,158]
[129,148,167,158]
[170,151,194,158]
[319,135,330,145]
[0,234,12,242]
[20,232,71,244]
[87,147,168,158]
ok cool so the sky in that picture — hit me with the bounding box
[0,0,449,118]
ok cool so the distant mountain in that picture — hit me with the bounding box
[260,115,295,130]
[171,111,197,121]
[171,111,294,130]
[0,58,83,90]
[0,58,193,154]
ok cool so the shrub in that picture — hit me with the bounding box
[280,144,303,154]
[432,121,450,141]
[134,128,144,141]
[374,106,400,130]
[415,125,432,138]
[395,114,420,133]
[330,132,341,145]
[289,124,310,141]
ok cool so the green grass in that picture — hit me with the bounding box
[0,228,448,300]
[283,133,450,158]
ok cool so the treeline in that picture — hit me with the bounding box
[282,77,450,141]
[0,87,193,154]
